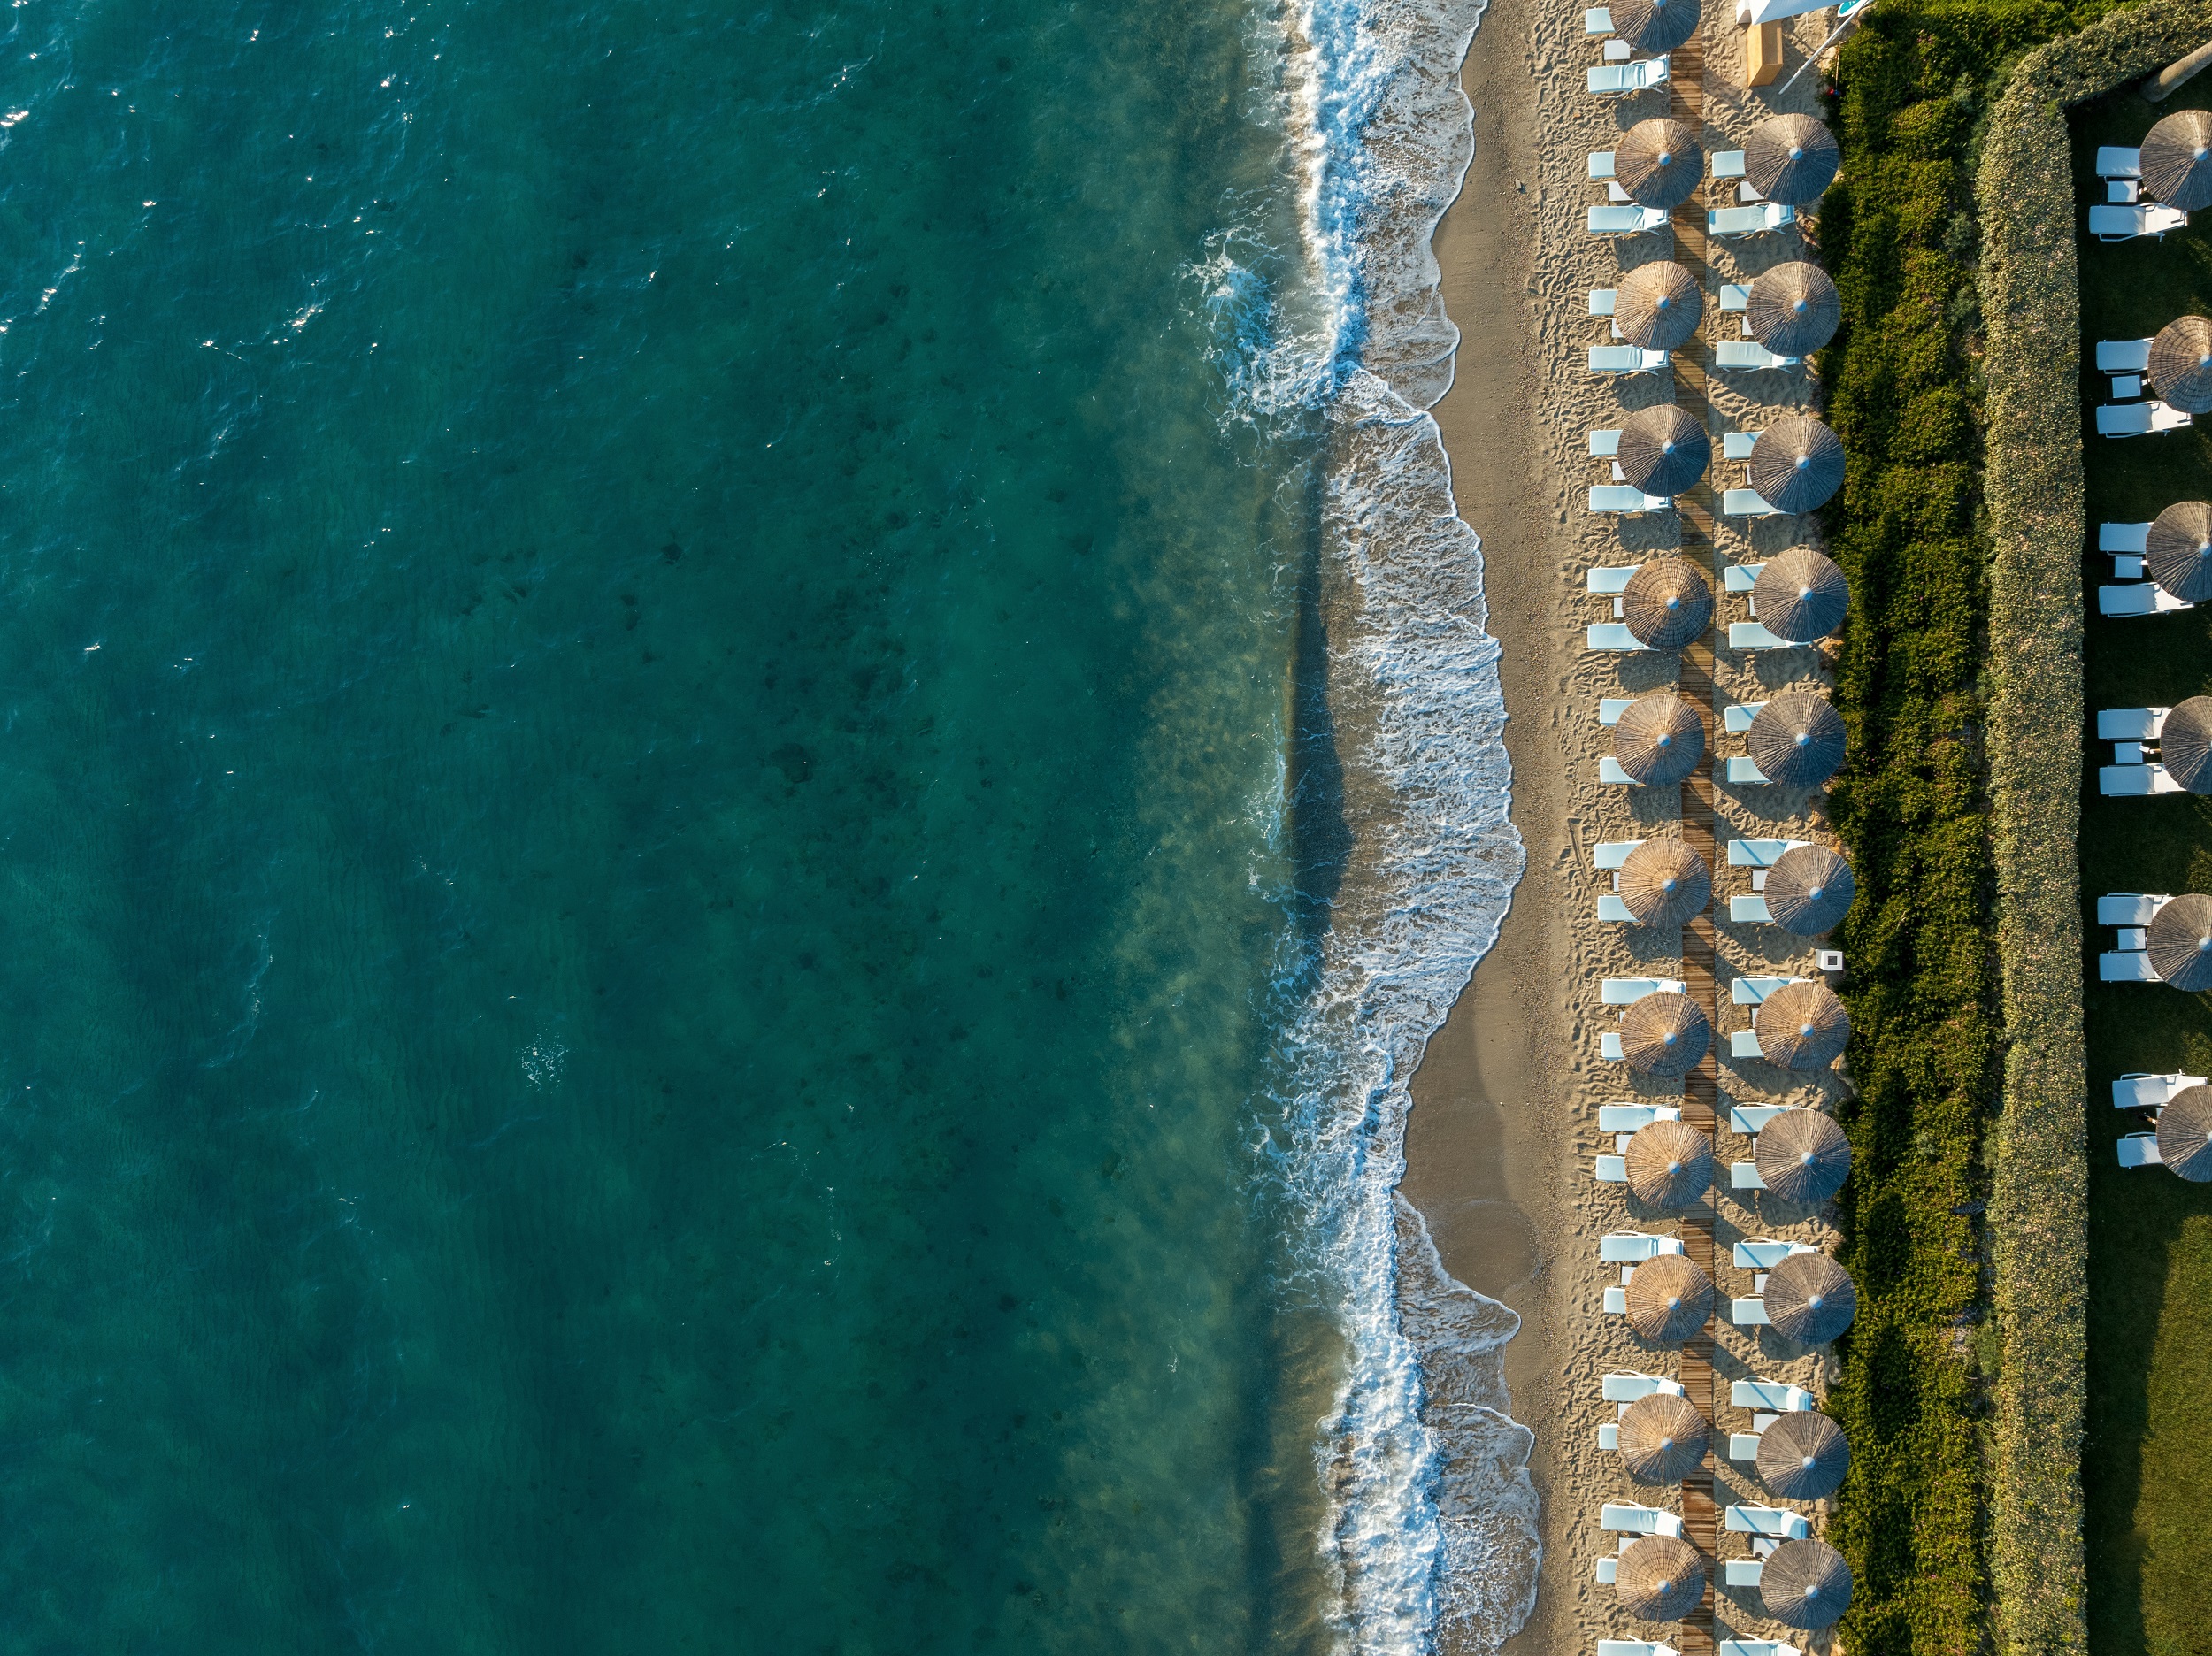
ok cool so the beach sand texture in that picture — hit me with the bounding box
[1404,0,1862,1650]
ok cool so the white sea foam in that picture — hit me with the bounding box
[1239,0,1543,1646]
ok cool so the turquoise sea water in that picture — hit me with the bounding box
[0,0,1428,1650]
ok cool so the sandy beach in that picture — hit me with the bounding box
[1402,1,1860,1649]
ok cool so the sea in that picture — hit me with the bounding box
[0,0,1532,1650]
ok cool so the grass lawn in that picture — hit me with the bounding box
[2071,77,2212,1656]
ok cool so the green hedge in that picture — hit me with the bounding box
[1978,5,2212,1652]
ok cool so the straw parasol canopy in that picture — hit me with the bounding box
[2147,893,2212,989]
[1624,1119,1715,1208]
[1756,1409,1851,1500]
[1619,838,1711,924]
[1610,0,1701,56]
[1746,416,1847,514]
[1746,262,1841,356]
[2145,501,2212,602]
[1617,400,1710,491]
[1753,980,1850,1070]
[1763,843,1855,935]
[1754,1108,1853,1205]
[2148,316,2212,414]
[1761,1538,1855,1629]
[1750,547,1849,643]
[2141,107,2212,211]
[1618,1392,1711,1484]
[1623,1252,1715,1343]
[2160,696,2212,793]
[1745,114,1840,204]
[1763,1250,1857,1344]
[1618,991,1712,1077]
[2156,1085,2212,1182]
[1616,1535,1707,1621]
[1622,560,1714,650]
[1616,119,1707,209]
[1746,692,1846,789]
[1614,693,1707,786]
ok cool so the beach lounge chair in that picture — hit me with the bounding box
[1596,1154,1629,1183]
[1728,621,1793,648]
[1590,150,1617,178]
[1725,1505,1810,1540]
[1717,1643,1803,1656]
[2090,203,2191,241]
[1586,6,1615,30]
[2115,1071,2206,1109]
[1601,1232,1684,1262]
[1588,204,1670,234]
[2098,706,2170,739]
[2096,145,2142,178]
[2096,338,2154,372]
[1601,1504,1686,1537]
[1732,1377,1815,1411]
[1590,344,1671,373]
[2101,953,2162,982]
[1588,565,1638,596]
[1597,702,1636,727]
[1587,623,1652,651]
[1590,428,1623,456]
[1599,1102,1680,1131]
[1603,1371,1686,1403]
[2101,764,2187,795]
[1587,56,1671,95]
[1729,838,1807,868]
[2099,400,2194,436]
[1715,341,1800,370]
[1723,706,1759,735]
[2120,1132,2164,1168]
[2099,893,2168,925]
[1712,150,1747,178]
[1730,894,1774,923]
[1724,563,1760,592]
[1729,1104,1788,1134]
[1725,756,1770,785]
[1732,976,1800,1005]
[1722,432,1757,462]
[1721,488,1778,518]
[1591,486,1673,514]
[1603,978,1685,1004]
[1596,1643,1681,1656]
[1719,282,1750,312]
[2098,582,2196,616]
[1709,203,1796,237]
[1734,1238,1814,1269]
[2101,520,2153,553]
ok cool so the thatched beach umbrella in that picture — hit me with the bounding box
[1760,1537,1855,1629]
[1754,1108,1852,1205]
[2148,316,2212,414]
[1750,547,1849,643]
[1617,119,1706,209]
[1746,692,1846,789]
[1763,843,1855,935]
[1747,416,1846,514]
[2147,893,2212,989]
[1763,1250,1856,1344]
[1623,1252,1715,1343]
[1616,1535,1707,1621]
[1614,693,1706,786]
[1753,980,1850,1070]
[2156,1085,2212,1181]
[1618,1392,1710,1484]
[2142,108,2212,211]
[1611,0,1701,56]
[1617,401,1710,491]
[1624,1119,1715,1208]
[2145,501,2212,601]
[2159,697,2212,793]
[1622,560,1714,650]
[1746,262,1841,356]
[1616,263,1704,353]
[1619,838,1711,924]
[1756,1408,1850,1500]
[1745,113,1840,205]
[1619,991,1712,1077]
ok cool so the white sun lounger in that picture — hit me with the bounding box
[2097,145,2142,178]
[1730,895,1774,923]
[1730,1031,1768,1061]
[1726,1505,1809,1539]
[1725,756,1770,785]
[2101,521,2153,554]
[1591,344,1671,372]
[1590,150,1618,178]
[1603,977,1686,1004]
[1588,57,1671,95]
[1726,621,1793,649]
[1718,283,1750,311]
[1716,341,1801,370]
[2099,706,2171,738]
[1602,1504,1686,1537]
[2096,338,2154,372]
[1724,705,1761,735]
[1589,203,1671,234]
[1604,1372,1686,1404]
[1586,5,1616,30]
[1735,1238,1815,1269]
[1601,1232,1685,1262]
[1732,976,1801,1005]
[1595,837,1640,862]
[2100,401,2194,437]
[2101,953,2162,982]
[1722,488,1779,518]
[1587,623,1653,651]
[2098,893,2169,925]
[1600,1102,1681,1131]
[1732,1378,1815,1411]
[1591,429,1624,458]
[2099,582,2195,616]
[1597,1642,1682,1656]
[1729,839,1806,868]
[1709,203,1796,236]
[1723,432,1758,461]
[2101,764,2188,795]
[1730,1104,1788,1134]
[1718,1643,1803,1656]
[1592,486,1673,513]
[2090,203,2190,241]
[2120,1132,2163,1168]
[2116,1072,2207,1108]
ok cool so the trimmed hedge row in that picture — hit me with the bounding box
[1978,5,2212,1652]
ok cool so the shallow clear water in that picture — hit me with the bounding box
[0,1,1382,1649]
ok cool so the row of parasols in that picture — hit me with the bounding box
[1601,112,1839,214]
